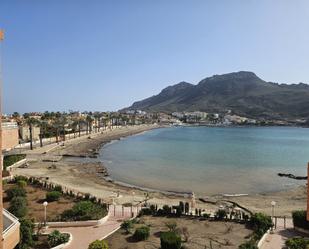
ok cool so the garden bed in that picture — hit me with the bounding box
[3,183,75,222]
[106,216,253,249]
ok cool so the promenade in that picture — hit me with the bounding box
[45,205,138,249]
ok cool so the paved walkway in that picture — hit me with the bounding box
[46,206,137,249]
[260,218,305,249]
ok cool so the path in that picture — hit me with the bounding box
[45,205,137,249]
[260,218,307,249]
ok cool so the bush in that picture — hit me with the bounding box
[18,218,35,249]
[133,226,150,241]
[203,213,210,218]
[160,231,181,249]
[6,186,26,201]
[121,220,134,233]
[53,185,63,192]
[46,191,61,202]
[17,180,27,188]
[239,240,258,249]
[215,209,227,220]
[292,210,309,230]
[48,230,70,247]
[61,201,107,221]
[88,240,109,249]
[139,208,153,216]
[286,237,309,249]
[249,213,272,238]
[9,196,28,218]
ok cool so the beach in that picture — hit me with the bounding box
[12,124,307,217]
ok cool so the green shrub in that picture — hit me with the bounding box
[17,180,27,188]
[61,201,107,221]
[6,186,26,201]
[48,230,70,247]
[139,208,153,216]
[203,213,210,218]
[292,211,309,230]
[15,175,28,183]
[53,185,63,192]
[46,191,61,202]
[121,220,134,233]
[215,209,227,220]
[249,213,272,238]
[18,218,35,249]
[88,240,109,249]
[133,226,150,241]
[9,196,28,218]
[3,154,26,169]
[286,237,309,249]
[239,240,258,249]
[160,231,181,249]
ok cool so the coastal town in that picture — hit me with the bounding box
[1,108,306,154]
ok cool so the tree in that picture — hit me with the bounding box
[179,201,184,213]
[86,115,94,134]
[25,117,38,150]
[6,186,26,201]
[88,240,109,249]
[121,220,134,234]
[18,218,35,249]
[9,196,28,218]
[184,202,190,214]
[249,213,272,238]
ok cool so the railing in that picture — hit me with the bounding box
[3,209,19,237]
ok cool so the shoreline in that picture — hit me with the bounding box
[12,124,307,217]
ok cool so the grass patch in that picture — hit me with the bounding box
[3,154,26,169]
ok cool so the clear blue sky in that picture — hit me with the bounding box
[1,0,309,114]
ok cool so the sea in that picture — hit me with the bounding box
[100,126,309,195]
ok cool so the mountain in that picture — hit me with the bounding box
[125,71,309,120]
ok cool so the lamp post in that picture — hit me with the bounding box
[271,201,276,232]
[43,201,48,226]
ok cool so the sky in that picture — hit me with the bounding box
[1,0,309,114]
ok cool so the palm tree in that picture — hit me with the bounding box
[93,112,102,133]
[25,117,38,150]
[38,120,48,147]
[86,115,94,134]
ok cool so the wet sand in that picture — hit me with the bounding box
[12,124,307,217]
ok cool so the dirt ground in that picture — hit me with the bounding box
[3,183,75,223]
[106,216,253,249]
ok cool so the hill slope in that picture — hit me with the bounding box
[125,71,309,119]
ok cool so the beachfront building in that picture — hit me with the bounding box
[0,29,20,249]
[1,122,19,151]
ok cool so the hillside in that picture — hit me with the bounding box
[125,71,309,119]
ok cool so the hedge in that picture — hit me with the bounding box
[46,191,62,202]
[3,154,26,170]
[292,210,309,230]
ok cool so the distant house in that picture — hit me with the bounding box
[1,122,19,151]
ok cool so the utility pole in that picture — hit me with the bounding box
[0,28,5,249]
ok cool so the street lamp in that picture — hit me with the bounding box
[271,201,276,232]
[43,201,48,226]
[271,201,276,217]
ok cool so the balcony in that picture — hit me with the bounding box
[3,209,20,249]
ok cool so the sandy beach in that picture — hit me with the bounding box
[12,124,307,217]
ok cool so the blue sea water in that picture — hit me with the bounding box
[100,126,309,195]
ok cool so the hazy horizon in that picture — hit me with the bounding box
[1,0,309,113]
